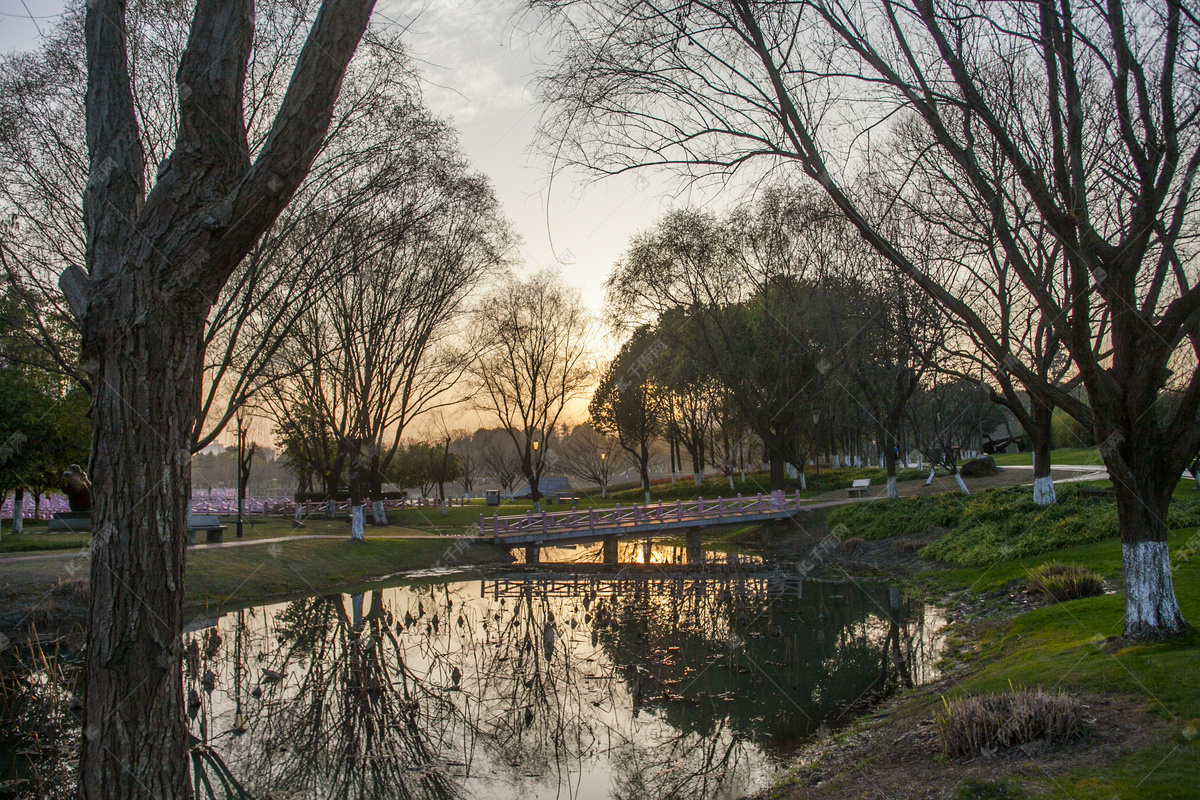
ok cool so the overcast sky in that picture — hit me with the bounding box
[0,0,715,318]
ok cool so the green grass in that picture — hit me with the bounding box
[0,529,90,554]
[185,537,512,609]
[910,528,1200,799]
[606,466,931,502]
[828,482,1200,566]
[989,447,1102,467]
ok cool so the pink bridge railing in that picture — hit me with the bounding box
[479,491,802,538]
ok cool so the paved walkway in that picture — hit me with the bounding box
[0,532,441,564]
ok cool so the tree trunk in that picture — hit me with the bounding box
[11,488,22,534]
[1030,395,1056,506]
[1114,478,1187,639]
[80,314,201,799]
[884,446,899,500]
[768,454,785,490]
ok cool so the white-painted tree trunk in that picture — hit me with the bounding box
[645,490,651,504]
[1123,541,1187,638]
[887,476,898,500]
[1192,470,1200,491]
[11,493,22,534]
[324,498,335,519]
[832,454,840,468]
[727,475,734,491]
[1032,476,1057,506]
[371,499,387,525]
[693,470,703,488]
[925,467,935,485]
[441,499,448,517]
[293,503,303,525]
[954,473,970,494]
[601,484,606,499]
[799,473,807,490]
[350,505,365,541]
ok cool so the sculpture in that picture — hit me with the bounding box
[61,464,92,513]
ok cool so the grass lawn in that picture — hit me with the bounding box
[185,537,512,610]
[906,527,1200,799]
[990,446,1103,467]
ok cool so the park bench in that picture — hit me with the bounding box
[847,478,872,498]
[186,513,227,545]
[1080,485,1115,499]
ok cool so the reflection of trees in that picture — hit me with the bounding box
[184,592,464,799]
[177,572,938,800]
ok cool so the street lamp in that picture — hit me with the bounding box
[600,451,607,499]
[531,439,541,511]
[235,397,248,539]
[811,408,822,493]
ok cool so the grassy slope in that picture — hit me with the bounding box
[989,447,1103,467]
[828,482,1200,566]
[909,529,1200,799]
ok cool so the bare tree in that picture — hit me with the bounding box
[0,2,405,453]
[466,271,594,510]
[534,0,1200,638]
[558,422,619,498]
[67,0,375,794]
[481,431,523,498]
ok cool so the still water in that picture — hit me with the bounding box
[182,553,942,800]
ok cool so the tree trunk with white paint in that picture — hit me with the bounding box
[371,499,386,525]
[925,467,935,485]
[887,476,898,499]
[954,473,970,494]
[1030,396,1057,506]
[799,471,806,490]
[1114,480,1187,639]
[350,504,365,541]
[11,490,22,534]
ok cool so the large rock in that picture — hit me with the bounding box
[960,456,999,478]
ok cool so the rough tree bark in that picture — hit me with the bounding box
[73,1,376,797]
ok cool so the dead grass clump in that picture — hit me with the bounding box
[934,687,1087,759]
[50,578,89,604]
[1027,561,1104,602]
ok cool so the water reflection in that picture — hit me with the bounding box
[181,572,940,799]
[531,539,766,566]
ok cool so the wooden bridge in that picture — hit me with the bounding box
[477,491,804,563]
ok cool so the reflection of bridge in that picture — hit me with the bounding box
[477,491,803,564]
[482,571,807,600]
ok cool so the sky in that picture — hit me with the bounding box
[0,0,704,317]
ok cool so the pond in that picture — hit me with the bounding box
[176,553,942,799]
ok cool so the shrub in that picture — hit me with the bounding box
[960,456,998,478]
[1027,561,1104,601]
[934,688,1087,759]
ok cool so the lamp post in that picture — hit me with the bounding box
[600,451,607,499]
[811,407,822,493]
[236,398,247,539]
[531,438,541,512]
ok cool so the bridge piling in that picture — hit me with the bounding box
[603,535,618,565]
[525,544,540,564]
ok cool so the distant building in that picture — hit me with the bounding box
[198,442,226,456]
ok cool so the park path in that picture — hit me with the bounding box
[0,531,442,564]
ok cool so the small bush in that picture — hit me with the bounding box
[955,779,1024,800]
[960,456,998,478]
[1027,561,1104,601]
[934,688,1087,759]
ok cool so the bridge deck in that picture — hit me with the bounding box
[476,491,803,546]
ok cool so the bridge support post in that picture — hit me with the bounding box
[642,539,653,564]
[686,530,704,565]
[603,535,618,565]
[525,544,540,564]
